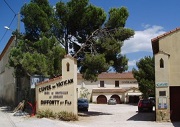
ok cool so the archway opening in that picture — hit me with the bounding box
[111,94,121,104]
[97,95,107,104]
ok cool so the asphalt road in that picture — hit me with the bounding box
[1,104,180,127]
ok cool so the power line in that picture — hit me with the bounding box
[0,30,8,44]
[3,0,16,15]
[0,0,18,44]
[7,14,16,29]
[0,14,16,43]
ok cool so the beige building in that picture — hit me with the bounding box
[36,56,77,114]
[77,72,141,104]
[35,56,141,114]
[0,36,17,105]
[0,36,142,108]
[0,36,30,106]
[151,27,180,121]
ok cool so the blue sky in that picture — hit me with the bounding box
[1,0,180,71]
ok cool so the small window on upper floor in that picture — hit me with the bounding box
[115,81,119,87]
[66,62,70,71]
[160,58,164,68]
[100,81,104,87]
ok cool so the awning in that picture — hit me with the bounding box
[127,92,142,96]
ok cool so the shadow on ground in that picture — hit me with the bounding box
[78,111,112,117]
[0,106,30,117]
[128,103,138,106]
[0,106,13,113]
[127,111,155,121]
[172,122,180,127]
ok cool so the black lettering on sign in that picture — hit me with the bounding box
[39,85,51,92]
[56,82,63,87]
[52,85,56,89]
[65,100,72,105]
[60,101,64,105]
[55,91,68,95]
[68,79,73,83]
[56,78,73,88]
[44,91,49,95]
[64,80,67,85]
[41,100,59,105]
[53,95,63,99]
[38,79,74,92]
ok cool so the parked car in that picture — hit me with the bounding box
[78,98,89,111]
[108,98,117,105]
[148,97,155,106]
[138,99,153,112]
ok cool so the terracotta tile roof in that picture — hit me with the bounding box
[36,76,62,86]
[38,72,135,86]
[151,27,180,43]
[92,88,127,93]
[92,87,140,93]
[124,87,139,92]
[77,72,135,79]
[0,36,16,60]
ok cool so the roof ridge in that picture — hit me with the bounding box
[151,27,180,42]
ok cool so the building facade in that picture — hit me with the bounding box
[36,56,78,114]
[0,36,31,106]
[0,36,142,107]
[77,72,141,104]
[152,27,180,121]
[0,36,17,105]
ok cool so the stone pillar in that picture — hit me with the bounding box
[155,52,170,122]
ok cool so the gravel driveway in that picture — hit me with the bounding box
[70,103,180,127]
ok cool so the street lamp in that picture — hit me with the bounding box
[4,26,15,35]
[4,26,10,30]
[4,26,18,45]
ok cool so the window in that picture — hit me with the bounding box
[66,62,70,71]
[100,81,104,87]
[160,58,164,68]
[159,91,166,96]
[115,81,119,87]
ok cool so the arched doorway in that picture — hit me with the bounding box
[111,95,121,104]
[170,86,180,121]
[97,95,107,104]
[129,96,139,103]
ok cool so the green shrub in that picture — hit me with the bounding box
[56,111,78,121]
[36,110,78,121]
[36,109,55,118]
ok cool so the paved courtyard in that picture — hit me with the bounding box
[72,104,179,127]
[1,104,180,127]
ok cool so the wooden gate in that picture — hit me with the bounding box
[97,95,107,104]
[170,86,180,121]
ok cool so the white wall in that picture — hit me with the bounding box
[77,74,139,103]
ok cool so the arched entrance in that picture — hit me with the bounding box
[129,96,139,103]
[111,94,121,104]
[170,86,180,121]
[97,95,107,104]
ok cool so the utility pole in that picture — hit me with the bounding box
[17,13,20,33]
[16,13,21,104]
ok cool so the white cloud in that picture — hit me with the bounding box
[128,59,137,67]
[127,58,143,71]
[122,25,166,54]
